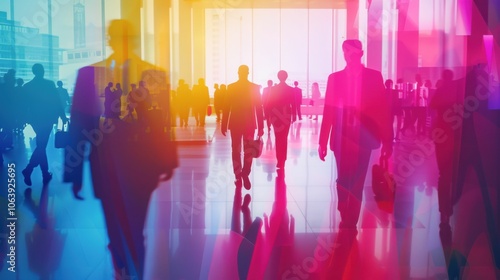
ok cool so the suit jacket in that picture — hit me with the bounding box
[192,84,210,110]
[64,54,177,198]
[319,66,393,153]
[222,79,264,134]
[268,82,296,128]
[23,77,65,126]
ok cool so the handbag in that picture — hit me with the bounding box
[54,123,69,149]
[207,105,212,116]
[371,156,396,201]
[248,136,263,158]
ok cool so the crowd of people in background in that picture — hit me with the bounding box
[0,55,497,280]
[0,64,471,170]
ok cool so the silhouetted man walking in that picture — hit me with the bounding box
[222,65,264,190]
[267,70,296,170]
[318,40,393,230]
[22,63,68,185]
[293,81,303,121]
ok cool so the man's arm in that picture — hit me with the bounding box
[221,86,231,136]
[318,74,335,161]
[254,85,264,136]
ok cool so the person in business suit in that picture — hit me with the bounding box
[213,83,222,122]
[56,80,71,113]
[22,64,68,186]
[293,81,303,121]
[105,82,122,119]
[221,65,264,190]
[64,19,177,279]
[262,80,273,133]
[318,39,393,230]
[192,78,210,126]
[429,69,459,226]
[267,70,296,171]
[176,79,191,127]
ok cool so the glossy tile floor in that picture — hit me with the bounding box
[0,116,499,280]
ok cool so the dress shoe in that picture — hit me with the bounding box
[22,168,32,186]
[42,172,53,185]
[72,185,83,200]
[242,176,251,190]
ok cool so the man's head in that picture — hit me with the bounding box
[442,69,454,82]
[238,65,249,80]
[294,81,298,87]
[385,79,393,89]
[198,78,205,86]
[108,82,113,87]
[214,83,219,89]
[415,74,422,84]
[4,69,15,85]
[57,81,63,87]
[107,19,139,58]
[277,70,288,83]
[116,83,121,89]
[32,63,44,78]
[131,83,137,89]
[16,78,24,87]
[342,39,363,67]
[267,80,273,87]
[139,80,146,87]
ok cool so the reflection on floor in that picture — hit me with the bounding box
[0,116,498,279]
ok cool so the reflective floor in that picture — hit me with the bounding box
[0,116,499,280]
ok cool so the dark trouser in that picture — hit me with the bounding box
[26,122,53,175]
[295,105,302,120]
[402,107,414,131]
[63,114,100,186]
[335,145,372,228]
[198,108,206,126]
[435,141,455,217]
[193,107,206,126]
[416,107,427,134]
[456,142,488,207]
[230,129,255,178]
[215,107,221,122]
[179,108,189,126]
[263,108,271,130]
[272,122,291,167]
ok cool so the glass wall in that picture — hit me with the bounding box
[205,8,347,98]
[1,0,496,100]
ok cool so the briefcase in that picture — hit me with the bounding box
[372,157,396,201]
[55,123,69,149]
[248,136,263,158]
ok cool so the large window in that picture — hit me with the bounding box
[205,8,347,97]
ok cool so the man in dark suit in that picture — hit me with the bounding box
[318,40,393,229]
[293,81,303,121]
[192,78,210,126]
[22,64,68,186]
[268,70,296,170]
[221,65,264,190]
[64,19,177,279]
